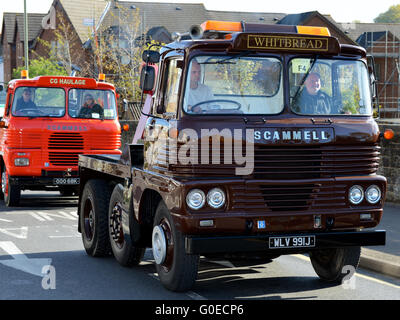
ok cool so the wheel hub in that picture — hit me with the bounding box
[152,225,167,265]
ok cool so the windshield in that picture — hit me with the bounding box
[12,87,65,117]
[289,58,372,116]
[68,89,117,119]
[183,55,283,115]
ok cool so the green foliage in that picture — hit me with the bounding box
[91,4,160,104]
[341,86,360,114]
[13,56,67,79]
[374,5,400,23]
[34,88,65,107]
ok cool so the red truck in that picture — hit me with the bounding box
[0,73,121,206]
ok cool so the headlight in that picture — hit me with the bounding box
[14,158,29,166]
[349,185,364,205]
[365,185,381,204]
[186,189,205,210]
[207,188,226,209]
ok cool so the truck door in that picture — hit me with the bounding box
[145,57,182,172]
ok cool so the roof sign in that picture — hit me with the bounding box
[247,35,329,51]
[231,33,340,54]
[36,77,97,87]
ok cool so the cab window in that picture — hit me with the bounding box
[68,89,117,119]
[12,87,65,117]
[161,58,182,116]
[289,58,372,116]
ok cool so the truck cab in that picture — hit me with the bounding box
[77,21,389,292]
[0,73,121,206]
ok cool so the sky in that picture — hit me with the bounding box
[0,0,399,27]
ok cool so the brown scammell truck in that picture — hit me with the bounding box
[77,21,389,292]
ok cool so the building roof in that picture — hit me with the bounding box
[15,13,46,43]
[57,0,110,43]
[1,12,45,44]
[102,1,286,36]
[277,11,356,45]
[339,22,400,42]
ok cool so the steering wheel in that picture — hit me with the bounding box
[16,108,44,116]
[191,99,242,113]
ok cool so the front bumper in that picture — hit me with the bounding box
[185,230,386,255]
[9,170,79,189]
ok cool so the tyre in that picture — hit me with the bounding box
[309,246,361,283]
[108,184,145,267]
[152,201,199,292]
[2,167,20,207]
[80,179,112,257]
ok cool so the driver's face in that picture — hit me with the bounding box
[190,62,201,87]
[23,91,32,102]
[305,73,321,95]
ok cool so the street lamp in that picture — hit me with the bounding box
[24,0,29,72]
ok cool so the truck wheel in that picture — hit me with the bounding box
[2,168,20,207]
[108,184,145,267]
[309,246,361,283]
[152,201,199,292]
[80,179,111,257]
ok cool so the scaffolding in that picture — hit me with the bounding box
[367,31,400,118]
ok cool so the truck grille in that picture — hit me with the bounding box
[48,133,84,150]
[47,132,84,167]
[48,152,81,166]
[232,182,348,212]
[253,144,380,180]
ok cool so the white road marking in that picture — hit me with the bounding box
[27,212,48,222]
[0,241,52,277]
[186,291,207,300]
[48,235,80,238]
[0,227,28,239]
[0,218,12,223]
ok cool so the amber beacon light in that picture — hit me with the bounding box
[21,70,29,79]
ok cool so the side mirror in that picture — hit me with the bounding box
[142,50,160,64]
[0,85,3,92]
[140,66,156,93]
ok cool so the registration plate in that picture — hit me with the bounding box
[53,178,80,185]
[269,235,315,249]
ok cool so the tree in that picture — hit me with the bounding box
[374,5,400,23]
[36,12,92,77]
[91,4,160,103]
[13,56,67,79]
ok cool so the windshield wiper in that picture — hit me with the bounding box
[291,55,319,104]
[200,51,252,65]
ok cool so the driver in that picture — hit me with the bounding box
[185,59,214,113]
[79,93,104,118]
[293,72,331,115]
[15,88,38,113]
